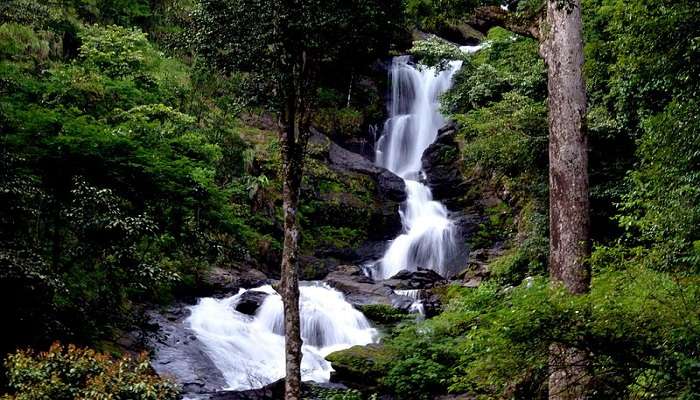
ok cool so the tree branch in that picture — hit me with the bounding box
[467,5,542,41]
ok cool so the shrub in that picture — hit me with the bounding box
[2,343,180,400]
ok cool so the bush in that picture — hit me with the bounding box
[377,264,700,399]
[2,343,179,400]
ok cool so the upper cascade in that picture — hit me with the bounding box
[373,56,464,280]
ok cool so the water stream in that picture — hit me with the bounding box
[186,283,376,390]
[373,56,464,279]
[182,51,475,392]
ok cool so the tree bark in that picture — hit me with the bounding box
[280,105,304,400]
[540,0,591,399]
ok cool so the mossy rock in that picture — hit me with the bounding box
[326,343,392,391]
[358,304,410,325]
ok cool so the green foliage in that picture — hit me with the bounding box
[0,23,50,61]
[78,24,156,78]
[409,37,466,70]
[0,17,256,349]
[403,0,490,32]
[308,387,368,400]
[378,263,700,399]
[618,100,700,272]
[192,0,402,112]
[2,343,179,400]
[455,92,547,178]
[358,304,410,325]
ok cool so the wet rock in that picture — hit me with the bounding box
[325,131,406,204]
[324,265,394,307]
[421,124,470,209]
[234,290,269,316]
[148,305,227,395]
[208,380,343,400]
[458,246,504,287]
[353,241,388,264]
[386,268,448,289]
[377,169,407,202]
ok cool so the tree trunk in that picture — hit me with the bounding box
[540,0,591,399]
[280,113,304,400]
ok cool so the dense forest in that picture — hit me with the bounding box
[1,0,698,399]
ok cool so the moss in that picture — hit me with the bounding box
[326,344,393,390]
[469,201,514,249]
[358,304,410,325]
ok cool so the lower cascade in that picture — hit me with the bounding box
[373,56,464,280]
[186,283,377,391]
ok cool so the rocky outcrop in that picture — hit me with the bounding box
[209,380,285,400]
[297,132,405,276]
[208,380,342,400]
[421,124,470,209]
[148,305,227,395]
[325,132,406,204]
[457,247,504,288]
[324,265,395,307]
[384,268,448,289]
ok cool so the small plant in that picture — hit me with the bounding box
[2,343,180,400]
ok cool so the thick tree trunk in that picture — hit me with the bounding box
[540,0,591,399]
[280,116,304,400]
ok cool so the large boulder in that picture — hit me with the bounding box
[324,265,394,307]
[300,131,405,260]
[200,266,268,298]
[327,132,406,203]
[385,268,448,289]
[234,290,270,316]
[326,344,391,392]
[147,305,227,395]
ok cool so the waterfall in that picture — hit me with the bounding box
[187,283,377,391]
[373,56,463,280]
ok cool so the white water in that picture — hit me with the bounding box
[373,56,464,280]
[394,289,425,316]
[187,283,377,390]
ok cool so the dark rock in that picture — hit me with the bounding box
[148,305,227,395]
[436,22,484,46]
[207,379,347,400]
[209,379,285,400]
[421,293,443,318]
[353,241,388,264]
[234,290,269,316]
[325,131,406,204]
[377,169,407,202]
[368,202,403,241]
[387,268,448,289]
[200,266,269,297]
[421,124,470,208]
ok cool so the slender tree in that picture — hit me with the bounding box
[192,1,400,397]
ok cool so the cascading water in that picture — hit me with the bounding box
[187,283,377,391]
[373,56,463,280]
